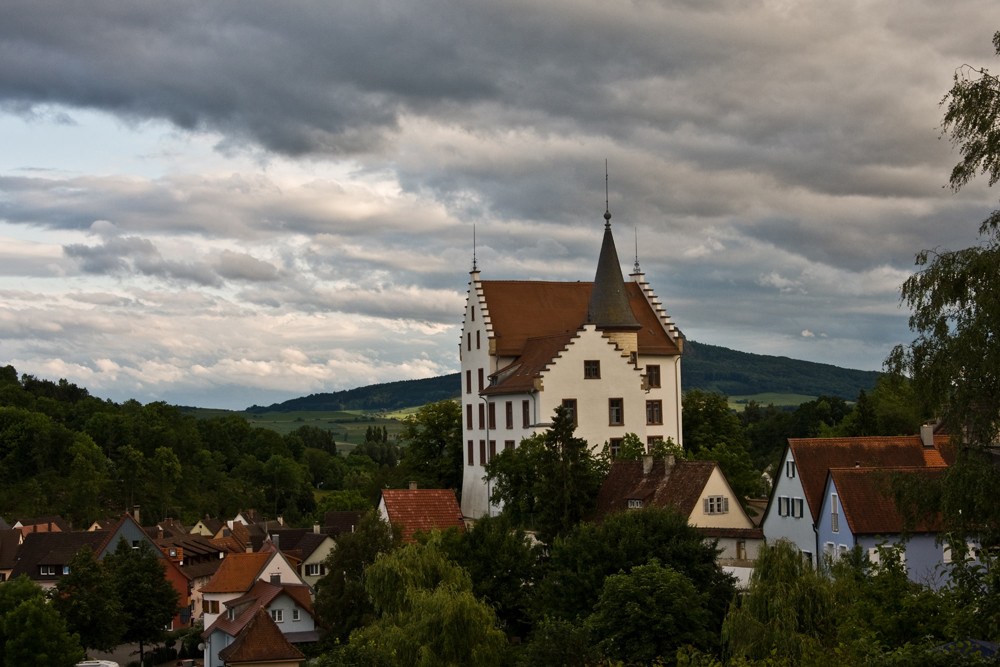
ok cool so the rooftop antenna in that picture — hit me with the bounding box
[604,159,611,227]
[472,223,478,272]
[634,226,641,274]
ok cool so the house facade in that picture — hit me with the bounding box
[460,211,684,518]
[762,431,950,568]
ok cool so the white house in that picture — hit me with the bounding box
[460,209,684,518]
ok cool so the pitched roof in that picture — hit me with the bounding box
[789,435,950,521]
[480,280,681,359]
[594,459,717,520]
[830,466,945,535]
[200,551,271,594]
[8,531,106,580]
[0,529,22,571]
[379,489,465,543]
[217,606,305,664]
[324,510,365,536]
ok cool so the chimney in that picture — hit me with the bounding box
[664,453,676,479]
[921,422,935,449]
[313,523,321,534]
[132,505,140,525]
[277,516,284,526]
[271,534,279,549]
[642,455,653,476]
[409,481,418,490]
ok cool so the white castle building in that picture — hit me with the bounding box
[460,208,685,518]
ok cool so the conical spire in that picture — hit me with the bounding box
[586,208,641,330]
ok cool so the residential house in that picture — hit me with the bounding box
[200,547,316,667]
[155,532,227,623]
[266,528,336,588]
[191,515,225,537]
[378,487,465,543]
[817,466,966,588]
[762,430,951,567]
[216,605,305,667]
[594,455,764,585]
[324,510,365,537]
[460,209,684,518]
[12,515,70,536]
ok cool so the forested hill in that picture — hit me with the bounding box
[248,340,881,412]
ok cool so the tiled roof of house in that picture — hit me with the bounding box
[200,551,271,594]
[227,579,313,615]
[830,466,945,535]
[0,529,22,571]
[14,515,71,534]
[594,459,717,520]
[380,489,465,543]
[192,516,224,535]
[483,332,579,395]
[211,521,252,553]
[8,531,106,581]
[789,435,950,522]
[324,510,365,536]
[480,281,681,358]
[217,606,305,664]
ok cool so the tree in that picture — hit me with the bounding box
[337,537,508,667]
[486,405,606,543]
[104,538,179,665]
[2,596,84,667]
[887,30,1000,541]
[52,546,124,652]
[682,390,750,454]
[587,559,715,665]
[314,510,400,641]
[396,400,462,492]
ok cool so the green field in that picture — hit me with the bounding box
[180,406,406,446]
[727,393,820,409]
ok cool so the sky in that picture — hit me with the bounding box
[0,1,997,410]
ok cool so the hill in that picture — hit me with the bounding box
[248,340,881,412]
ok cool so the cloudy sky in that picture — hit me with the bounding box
[1,1,997,410]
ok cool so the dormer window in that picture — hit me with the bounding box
[627,499,643,509]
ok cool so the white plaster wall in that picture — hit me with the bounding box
[689,467,756,530]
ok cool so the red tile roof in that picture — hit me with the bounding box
[595,459,717,520]
[480,281,681,358]
[200,552,271,594]
[789,436,950,522]
[379,489,465,543]
[830,466,945,535]
[217,606,305,664]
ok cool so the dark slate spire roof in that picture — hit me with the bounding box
[586,211,641,330]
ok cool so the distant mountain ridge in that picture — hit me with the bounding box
[247,340,881,413]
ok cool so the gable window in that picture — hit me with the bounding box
[786,460,797,478]
[505,401,513,429]
[646,400,663,425]
[608,398,624,426]
[777,496,789,516]
[488,402,496,430]
[271,609,284,623]
[793,498,804,518]
[627,499,643,509]
[306,563,325,577]
[831,494,839,533]
[646,364,661,388]
[522,400,530,429]
[561,399,577,426]
[467,440,474,466]
[610,438,623,458]
[704,495,729,514]
[292,608,301,622]
[584,360,601,379]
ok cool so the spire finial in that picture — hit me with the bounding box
[472,224,478,272]
[633,226,641,274]
[604,159,611,227]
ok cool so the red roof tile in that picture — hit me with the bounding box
[480,281,681,358]
[830,467,944,534]
[380,489,465,543]
[200,552,270,594]
[217,606,305,664]
[789,435,950,522]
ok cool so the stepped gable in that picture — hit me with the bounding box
[217,606,305,664]
[480,281,680,357]
[829,466,945,535]
[789,435,950,522]
[482,332,578,395]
